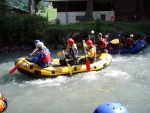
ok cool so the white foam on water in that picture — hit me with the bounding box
[20,76,71,87]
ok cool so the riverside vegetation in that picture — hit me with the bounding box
[0,15,149,53]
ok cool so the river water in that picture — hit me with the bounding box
[0,46,150,113]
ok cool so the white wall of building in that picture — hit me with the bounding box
[57,11,112,24]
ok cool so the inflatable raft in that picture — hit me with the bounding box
[108,39,147,54]
[15,53,112,78]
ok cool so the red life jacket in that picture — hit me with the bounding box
[126,38,133,45]
[98,38,107,49]
[42,50,51,64]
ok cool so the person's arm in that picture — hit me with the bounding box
[30,47,39,56]
[27,51,42,63]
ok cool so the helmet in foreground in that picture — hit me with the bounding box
[34,40,40,44]
[67,38,74,45]
[86,40,93,46]
[93,102,129,113]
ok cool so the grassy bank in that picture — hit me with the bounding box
[46,20,150,44]
[0,14,149,50]
[59,20,150,35]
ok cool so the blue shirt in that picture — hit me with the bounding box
[28,48,51,67]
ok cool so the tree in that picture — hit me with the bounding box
[29,0,32,15]
[33,0,42,14]
[85,0,94,21]
[28,0,42,15]
[0,0,7,16]
[85,0,115,21]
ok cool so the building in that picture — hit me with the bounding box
[48,0,114,24]
[115,0,150,21]
[48,0,150,24]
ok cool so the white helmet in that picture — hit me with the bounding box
[130,34,134,38]
[105,35,109,38]
[35,42,45,49]
[97,33,102,37]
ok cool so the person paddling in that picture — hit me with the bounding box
[59,38,78,66]
[94,33,108,54]
[29,40,41,56]
[125,34,135,48]
[80,39,96,64]
[26,42,52,68]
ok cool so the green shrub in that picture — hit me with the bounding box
[0,15,149,48]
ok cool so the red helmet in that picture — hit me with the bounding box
[67,38,74,45]
[86,40,93,46]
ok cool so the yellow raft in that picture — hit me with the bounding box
[15,53,112,78]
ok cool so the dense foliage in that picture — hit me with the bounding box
[0,15,150,50]
[0,15,48,48]
[0,0,7,16]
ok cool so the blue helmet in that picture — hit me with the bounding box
[116,34,121,38]
[119,31,123,34]
[142,34,146,37]
[34,40,40,44]
[93,102,129,113]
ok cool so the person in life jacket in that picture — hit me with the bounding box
[115,33,124,48]
[94,33,108,54]
[117,32,126,48]
[59,38,78,66]
[0,92,7,113]
[93,102,129,113]
[105,34,110,44]
[125,34,135,48]
[27,42,52,68]
[80,39,96,64]
[139,33,147,41]
[109,34,120,50]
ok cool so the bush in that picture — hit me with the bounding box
[0,15,48,47]
[0,15,150,49]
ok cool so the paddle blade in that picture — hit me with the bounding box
[67,64,72,75]
[9,63,20,74]
[57,52,62,57]
[110,39,119,44]
[86,58,90,72]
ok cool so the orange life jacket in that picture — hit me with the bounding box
[0,95,7,112]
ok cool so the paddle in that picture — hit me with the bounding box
[57,51,62,57]
[9,48,38,75]
[62,50,72,75]
[57,50,82,57]
[134,36,147,45]
[83,42,90,72]
[110,39,119,44]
